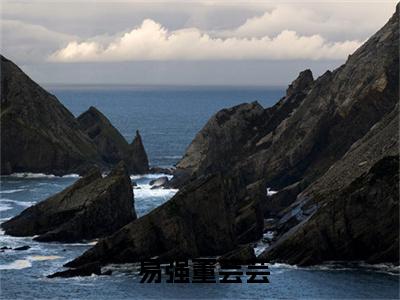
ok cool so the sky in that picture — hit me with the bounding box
[1,0,397,86]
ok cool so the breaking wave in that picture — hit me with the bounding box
[6,173,80,179]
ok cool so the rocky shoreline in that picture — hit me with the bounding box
[1,5,398,278]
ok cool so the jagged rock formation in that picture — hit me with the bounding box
[172,69,314,188]
[0,56,150,175]
[261,156,399,265]
[58,6,398,272]
[171,6,399,265]
[175,4,398,190]
[0,55,102,175]
[1,162,136,242]
[77,108,149,174]
[129,130,150,174]
[63,173,264,269]
[77,107,131,165]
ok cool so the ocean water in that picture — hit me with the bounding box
[48,85,284,167]
[1,86,399,299]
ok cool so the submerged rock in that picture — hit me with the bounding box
[149,176,169,189]
[47,262,106,278]
[13,245,31,251]
[149,167,174,175]
[1,162,136,242]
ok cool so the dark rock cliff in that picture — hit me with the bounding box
[129,130,150,174]
[77,106,130,165]
[0,56,150,175]
[1,162,136,242]
[64,172,264,268]
[261,155,399,265]
[0,55,102,175]
[77,108,149,174]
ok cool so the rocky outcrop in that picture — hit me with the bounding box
[175,101,265,178]
[77,108,149,174]
[259,102,399,265]
[172,69,314,188]
[261,156,399,266]
[0,55,102,175]
[1,162,136,242]
[47,262,110,278]
[61,172,264,269]
[77,107,130,165]
[1,55,150,175]
[129,130,150,174]
[172,5,399,266]
[149,176,169,189]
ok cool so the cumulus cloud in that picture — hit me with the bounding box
[50,19,361,62]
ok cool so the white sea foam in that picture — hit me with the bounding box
[266,187,278,197]
[0,199,35,208]
[0,203,13,212]
[27,255,63,261]
[0,189,26,194]
[130,173,173,181]
[60,240,98,247]
[254,240,269,257]
[0,259,32,270]
[134,185,178,200]
[6,173,79,179]
[270,263,299,269]
[263,231,275,240]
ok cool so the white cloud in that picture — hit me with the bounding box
[227,4,395,41]
[50,19,361,62]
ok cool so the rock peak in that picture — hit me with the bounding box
[129,130,149,174]
[286,69,314,97]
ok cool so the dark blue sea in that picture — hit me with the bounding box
[0,85,399,299]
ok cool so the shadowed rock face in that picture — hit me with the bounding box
[63,172,264,269]
[77,107,130,165]
[0,55,102,175]
[172,69,314,188]
[1,162,136,242]
[0,55,150,175]
[260,103,399,265]
[261,156,399,266]
[77,108,149,174]
[129,130,150,174]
